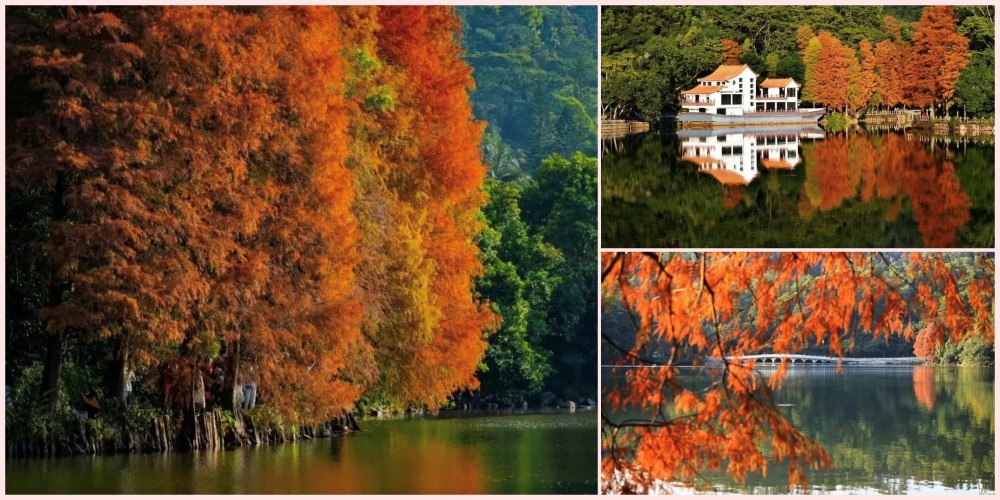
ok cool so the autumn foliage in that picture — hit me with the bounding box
[801,133,970,247]
[799,7,970,115]
[904,6,970,110]
[6,6,492,421]
[913,325,942,361]
[911,365,937,411]
[601,252,994,493]
[721,39,741,65]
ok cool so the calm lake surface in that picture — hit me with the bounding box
[601,127,995,248]
[6,410,597,494]
[602,365,995,494]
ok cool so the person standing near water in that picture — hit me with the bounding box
[122,363,137,407]
[193,364,206,414]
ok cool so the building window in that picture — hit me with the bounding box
[733,146,743,155]
[718,108,727,115]
[722,146,733,155]
[788,88,797,98]
[733,95,743,105]
[721,94,732,105]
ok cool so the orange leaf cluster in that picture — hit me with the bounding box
[601,252,993,492]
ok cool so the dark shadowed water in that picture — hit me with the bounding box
[601,127,994,248]
[603,365,994,494]
[6,410,597,494]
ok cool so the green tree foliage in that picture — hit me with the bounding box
[954,49,996,117]
[953,8,995,118]
[475,179,562,403]
[458,6,597,172]
[472,154,598,404]
[521,153,598,394]
[459,8,598,403]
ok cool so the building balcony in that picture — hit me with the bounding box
[682,98,716,106]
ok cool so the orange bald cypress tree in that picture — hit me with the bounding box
[874,39,903,108]
[853,40,879,111]
[721,39,742,65]
[884,15,903,42]
[6,7,199,411]
[813,32,850,112]
[904,6,970,116]
[373,6,493,408]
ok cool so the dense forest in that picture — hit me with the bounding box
[602,5,995,120]
[5,5,597,455]
[459,6,598,405]
[460,6,598,175]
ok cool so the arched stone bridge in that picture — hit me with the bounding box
[709,354,922,365]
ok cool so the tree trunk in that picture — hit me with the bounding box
[221,339,241,413]
[39,329,64,413]
[39,175,68,414]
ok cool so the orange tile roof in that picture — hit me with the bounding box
[700,169,750,186]
[682,85,726,95]
[761,158,795,169]
[682,156,724,167]
[760,78,799,88]
[697,64,758,82]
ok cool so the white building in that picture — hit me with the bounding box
[756,78,801,112]
[680,64,758,116]
[680,65,803,116]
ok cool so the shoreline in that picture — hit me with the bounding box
[5,407,592,461]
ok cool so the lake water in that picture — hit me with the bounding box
[601,127,994,248]
[602,365,995,494]
[5,410,597,494]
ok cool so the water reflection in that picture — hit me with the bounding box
[679,126,821,186]
[6,411,596,494]
[602,366,995,494]
[601,127,995,248]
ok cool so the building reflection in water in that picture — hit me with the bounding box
[678,126,825,185]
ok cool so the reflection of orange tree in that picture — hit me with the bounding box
[601,252,993,493]
[803,134,970,247]
[245,429,487,494]
[897,136,970,248]
[722,185,744,209]
[807,135,854,211]
[912,365,936,411]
